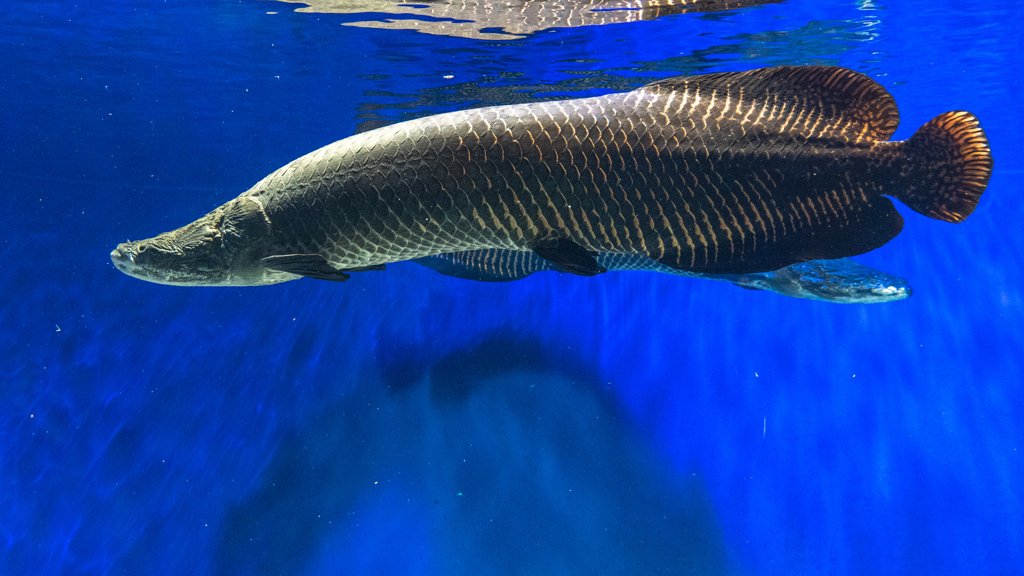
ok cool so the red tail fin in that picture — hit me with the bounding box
[898,111,992,223]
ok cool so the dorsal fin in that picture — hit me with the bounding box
[640,66,900,142]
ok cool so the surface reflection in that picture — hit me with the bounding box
[349,18,880,132]
[277,0,785,39]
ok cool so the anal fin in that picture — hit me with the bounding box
[529,237,606,277]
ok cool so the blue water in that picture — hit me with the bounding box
[2,0,1022,574]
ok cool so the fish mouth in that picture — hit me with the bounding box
[110,244,139,275]
[872,284,913,300]
[110,241,233,286]
[111,243,168,283]
[802,280,913,304]
[836,283,911,304]
[110,242,179,285]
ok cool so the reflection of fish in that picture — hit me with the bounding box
[218,334,732,574]
[280,0,786,40]
[713,258,912,304]
[415,250,911,303]
[111,66,992,287]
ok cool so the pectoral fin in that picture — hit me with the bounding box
[260,254,352,282]
[345,264,387,272]
[529,237,606,277]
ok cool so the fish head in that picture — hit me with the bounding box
[827,274,913,304]
[111,196,283,286]
[772,259,913,304]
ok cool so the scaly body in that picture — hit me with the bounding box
[111,66,991,287]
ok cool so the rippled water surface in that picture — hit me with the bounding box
[1,1,1022,574]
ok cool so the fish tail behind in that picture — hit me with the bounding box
[896,111,993,223]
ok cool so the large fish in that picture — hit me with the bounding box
[111,66,992,287]
[414,250,912,304]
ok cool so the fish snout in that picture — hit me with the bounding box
[110,242,142,276]
[872,283,913,300]
[111,243,133,263]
